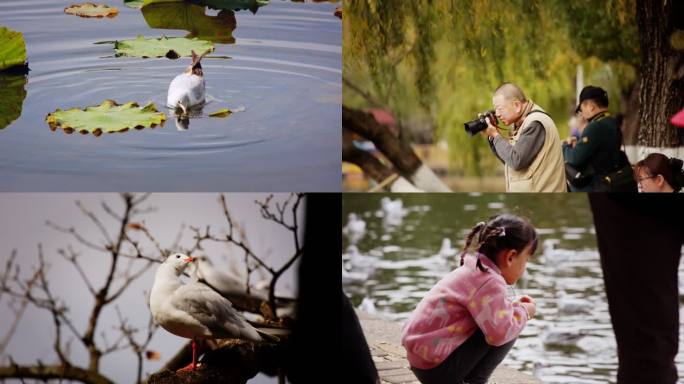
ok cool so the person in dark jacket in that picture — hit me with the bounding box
[589,194,684,384]
[563,86,626,191]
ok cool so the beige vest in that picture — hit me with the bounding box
[505,104,566,192]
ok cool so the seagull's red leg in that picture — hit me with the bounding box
[176,339,198,372]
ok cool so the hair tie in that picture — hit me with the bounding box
[499,227,506,237]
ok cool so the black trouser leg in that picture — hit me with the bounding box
[341,292,379,383]
[411,329,516,384]
[589,194,684,384]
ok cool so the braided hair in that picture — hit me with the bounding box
[460,214,538,272]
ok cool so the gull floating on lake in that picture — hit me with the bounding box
[541,238,572,265]
[437,238,457,259]
[378,197,408,227]
[557,293,593,315]
[380,197,407,217]
[150,253,273,371]
[167,49,210,116]
[343,213,366,244]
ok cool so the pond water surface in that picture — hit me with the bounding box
[0,0,340,191]
[342,193,684,384]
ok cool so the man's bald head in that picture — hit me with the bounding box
[494,82,527,103]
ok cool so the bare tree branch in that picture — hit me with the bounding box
[35,245,76,366]
[80,194,134,372]
[57,247,96,296]
[76,200,113,246]
[115,305,159,384]
[0,363,114,384]
[101,201,122,222]
[0,193,161,383]
[105,260,154,305]
[0,253,38,356]
[45,221,109,253]
[0,193,300,383]
[191,194,304,319]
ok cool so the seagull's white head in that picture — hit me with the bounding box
[163,253,195,275]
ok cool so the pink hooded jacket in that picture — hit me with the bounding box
[401,253,528,369]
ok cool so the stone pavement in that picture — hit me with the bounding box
[356,310,542,384]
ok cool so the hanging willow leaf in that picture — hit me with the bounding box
[64,3,119,18]
[111,35,214,59]
[46,100,166,136]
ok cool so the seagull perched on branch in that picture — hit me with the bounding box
[149,253,276,371]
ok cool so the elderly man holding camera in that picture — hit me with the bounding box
[479,82,566,192]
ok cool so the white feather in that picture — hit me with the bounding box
[149,253,262,343]
[167,73,205,110]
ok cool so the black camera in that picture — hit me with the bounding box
[464,110,497,137]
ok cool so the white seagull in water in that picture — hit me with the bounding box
[167,50,211,115]
[343,213,366,244]
[149,253,274,371]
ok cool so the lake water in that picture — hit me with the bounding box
[342,193,684,384]
[0,0,340,191]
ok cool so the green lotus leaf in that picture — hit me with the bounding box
[64,3,119,18]
[192,0,269,13]
[0,27,27,71]
[141,2,236,44]
[0,73,27,130]
[142,0,269,13]
[112,35,214,58]
[124,0,144,8]
[208,108,232,117]
[46,100,166,136]
[208,106,245,117]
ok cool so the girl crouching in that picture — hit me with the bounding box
[402,214,538,384]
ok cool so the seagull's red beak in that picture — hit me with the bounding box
[183,256,194,263]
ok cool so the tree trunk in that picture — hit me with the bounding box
[636,0,684,148]
[342,127,395,183]
[620,81,640,146]
[342,106,423,176]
